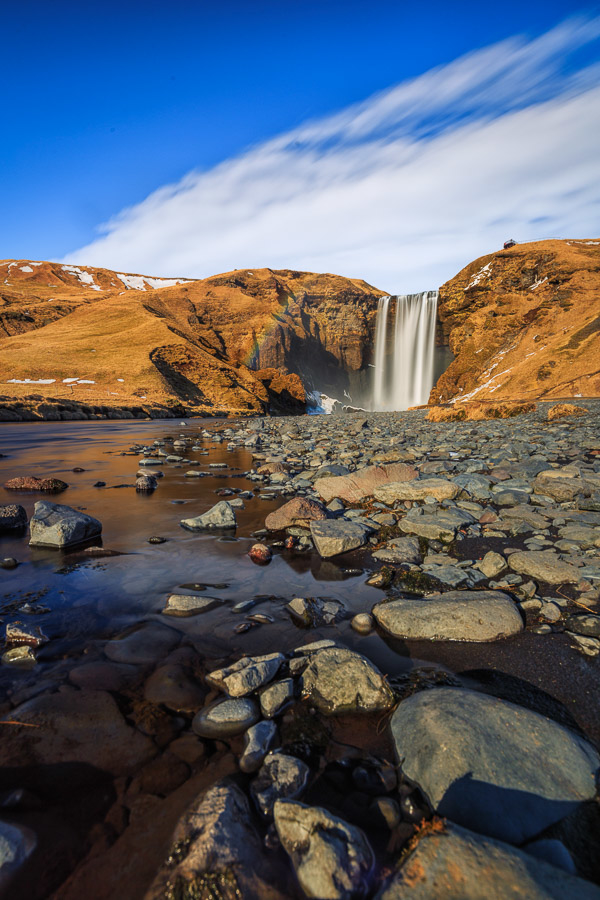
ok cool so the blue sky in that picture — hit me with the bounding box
[2,1,600,290]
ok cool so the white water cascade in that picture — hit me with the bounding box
[371,291,439,411]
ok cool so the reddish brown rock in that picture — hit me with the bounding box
[249,543,273,564]
[4,475,68,492]
[315,463,419,503]
[265,497,328,531]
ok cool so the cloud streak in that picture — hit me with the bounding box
[65,17,600,292]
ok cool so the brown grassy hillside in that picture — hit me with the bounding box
[0,261,383,415]
[431,239,600,403]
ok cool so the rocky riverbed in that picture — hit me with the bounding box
[0,402,599,898]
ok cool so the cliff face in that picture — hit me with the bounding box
[431,239,600,403]
[0,261,384,415]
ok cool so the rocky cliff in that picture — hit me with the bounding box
[431,239,600,403]
[0,262,384,417]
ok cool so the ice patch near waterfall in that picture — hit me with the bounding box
[306,391,339,415]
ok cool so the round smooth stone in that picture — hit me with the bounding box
[192,698,260,738]
[351,613,374,635]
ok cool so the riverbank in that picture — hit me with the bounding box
[0,403,599,898]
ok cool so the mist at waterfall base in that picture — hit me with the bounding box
[307,291,440,415]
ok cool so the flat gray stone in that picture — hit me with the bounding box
[390,688,600,844]
[192,697,260,738]
[180,500,236,530]
[29,500,102,548]
[301,647,394,714]
[260,678,295,718]
[310,520,370,558]
[275,800,374,900]
[373,536,422,564]
[475,551,507,578]
[375,478,459,503]
[373,592,523,642]
[375,822,600,899]
[508,550,581,584]
[161,593,222,616]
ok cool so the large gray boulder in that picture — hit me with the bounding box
[390,688,600,844]
[147,781,288,900]
[275,800,374,900]
[302,647,394,714]
[310,520,370,557]
[180,500,236,530]
[0,504,27,533]
[373,592,523,642]
[28,500,102,548]
[375,822,600,899]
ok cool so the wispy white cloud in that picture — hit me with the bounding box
[65,17,600,292]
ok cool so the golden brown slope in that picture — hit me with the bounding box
[431,239,600,403]
[0,262,384,415]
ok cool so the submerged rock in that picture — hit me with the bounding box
[390,688,600,844]
[275,799,374,899]
[28,500,102,548]
[0,504,27,532]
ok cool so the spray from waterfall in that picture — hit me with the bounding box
[371,291,438,410]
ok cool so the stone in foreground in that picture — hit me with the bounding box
[275,800,374,900]
[373,591,523,642]
[310,520,370,558]
[390,688,600,844]
[28,500,102,548]
[207,653,284,697]
[147,781,288,900]
[180,500,236,530]
[192,697,260,738]
[375,821,600,899]
[302,647,393,714]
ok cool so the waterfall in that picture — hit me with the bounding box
[371,291,438,410]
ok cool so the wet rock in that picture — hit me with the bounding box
[4,476,68,492]
[104,623,180,665]
[251,752,310,817]
[0,504,27,532]
[0,820,37,894]
[275,800,374,899]
[373,591,522,642]
[302,647,394,714]
[287,596,344,626]
[265,497,327,530]
[390,688,600,844]
[0,689,156,776]
[565,614,600,637]
[180,500,236,530]
[29,500,102,548]
[508,550,581,584]
[351,613,374,634]
[376,821,600,900]
[144,665,205,712]
[0,558,18,570]
[375,477,460,503]
[192,697,260,738]
[147,535,167,544]
[310,520,370,558]
[249,542,272,564]
[5,621,48,648]
[68,661,137,691]
[1,646,36,667]
[147,781,286,900]
[315,462,418,503]
[207,653,284,697]
[239,720,278,773]
[135,474,157,492]
[260,678,295,718]
[161,593,222,617]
